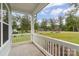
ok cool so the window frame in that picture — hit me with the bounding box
[3,3,9,25]
[0,3,10,47]
[0,3,2,47]
[2,3,9,44]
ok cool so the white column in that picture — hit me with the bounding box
[30,14,35,41]
[1,3,3,46]
[8,9,12,47]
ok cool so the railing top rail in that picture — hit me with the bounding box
[34,33,79,51]
[12,33,31,36]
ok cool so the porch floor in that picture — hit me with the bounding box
[8,42,44,56]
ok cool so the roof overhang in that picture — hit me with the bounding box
[10,3,48,15]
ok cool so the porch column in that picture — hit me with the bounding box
[1,3,3,46]
[30,14,35,41]
[9,10,12,47]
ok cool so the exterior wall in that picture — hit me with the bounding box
[0,3,12,56]
[0,40,11,56]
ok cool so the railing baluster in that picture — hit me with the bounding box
[50,41,51,54]
[62,46,64,56]
[48,41,50,53]
[47,40,48,51]
[51,42,52,54]
[67,48,70,56]
[46,41,48,51]
[73,49,76,56]
[55,44,57,56]
[44,39,45,49]
[45,40,46,50]
[58,45,60,56]
[47,41,49,52]
[52,43,54,56]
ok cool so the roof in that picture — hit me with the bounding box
[10,3,48,14]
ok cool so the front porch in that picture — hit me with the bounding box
[0,3,79,56]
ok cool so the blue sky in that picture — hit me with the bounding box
[37,3,73,22]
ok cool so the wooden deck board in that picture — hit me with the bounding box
[8,42,44,56]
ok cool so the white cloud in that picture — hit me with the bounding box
[45,3,65,9]
[44,10,49,13]
[75,10,79,16]
[50,8,63,16]
[39,3,65,16]
[40,11,45,15]
[63,5,75,14]
[40,8,50,15]
[37,19,43,25]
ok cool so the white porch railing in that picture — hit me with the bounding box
[33,33,79,56]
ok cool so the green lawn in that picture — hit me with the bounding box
[12,33,31,43]
[39,31,79,44]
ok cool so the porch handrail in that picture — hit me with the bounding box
[33,33,79,56]
[13,33,31,36]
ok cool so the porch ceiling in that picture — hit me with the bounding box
[10,3,48,14]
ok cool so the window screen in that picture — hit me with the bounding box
[3,4,8,23]
[0,3,1,21]
[3,4,9,44]
[3,24,8,43]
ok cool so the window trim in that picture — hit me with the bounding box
[3,3,9,24]
[0,3,10,47]
[2,3,9,44]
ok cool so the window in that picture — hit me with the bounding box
[0,3,9,46]
[0,3,1,21]
[3,24,8,43]
[3,4,9,44]
[3,4,8,23]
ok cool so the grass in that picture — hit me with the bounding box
[12,32,79,44]
[12,33,31,43]
[39,31,79,44]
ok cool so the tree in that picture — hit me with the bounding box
[40,19,47,31]
[20,16,31,33]
[64,3,79,31]
[58,16,63,31]
[34,19,39,32]
[66,14,76,31]
[75,16,79,31]
[49,18,55,31]
[12,20,17,30]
